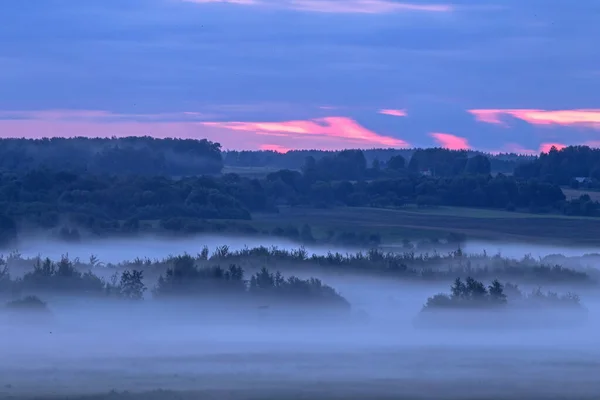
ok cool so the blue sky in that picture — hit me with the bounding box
[1,0,599,153]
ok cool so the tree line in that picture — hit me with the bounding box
[224,148,528,175]
[3,246,595,289]
[0,254,350,313]
[515,145,600,187]
[0,137,223,176]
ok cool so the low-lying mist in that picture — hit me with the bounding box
[12,234,353,264]
[11,234,600,267]
[2,236,600,399]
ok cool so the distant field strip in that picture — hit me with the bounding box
[253,207,600,246]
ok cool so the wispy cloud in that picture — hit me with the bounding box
[259,144,291,153]
[378,109,407,117]
[203,116,409,147]
[469,109,600,129]
[285,0,452,14]
[430,132,469,150]
[182,0,453,13]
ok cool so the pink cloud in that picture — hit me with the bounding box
[469,109,600,129]
[0,109,409,151]
[490,142,569,156]
[260,144,291,153]
[182,0,452,13]
[539,142,567,153]
[203,116,409,148]
[287,0,452,13]
[378,109,407,117]
[430,132,470,150]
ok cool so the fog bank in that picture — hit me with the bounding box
[2,236,600,399]
[8,235,600,265]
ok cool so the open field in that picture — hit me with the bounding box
[222,166,285,178]
[251,206,600,246]
[562,188,600,202]
[2,347,600,400]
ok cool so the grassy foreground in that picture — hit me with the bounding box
[250,206,600,246]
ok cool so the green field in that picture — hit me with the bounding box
[251,206,600,246]
[222,165,285,178]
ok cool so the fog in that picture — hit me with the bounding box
[11,235,354,264]
[10,234,600,265]
[2,300,600,399]
[463,240,600,259]
[2,236,600,399]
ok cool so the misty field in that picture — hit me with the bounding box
[2,239,600,400]
[2,341,600,400]
[251,206,600,245]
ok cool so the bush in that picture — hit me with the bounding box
[422,277,583,312]
[6,295,49,312]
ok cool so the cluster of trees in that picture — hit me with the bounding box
[212,246,595,284]
[265,166,568,212]
[299,149,494,181]
[423,277,582,311]
[0,165,595,246]
[153,255,348,308]
[0,169,265,245]
[22,245,586,286]
[515,145,600,187]
[423,277,508,309]
[224,148,529,175]
[0,254,349,311]
[0,137,223,176]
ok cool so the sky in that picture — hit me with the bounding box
[0,0,599,154]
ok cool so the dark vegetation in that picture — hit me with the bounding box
[0,246,595,304]
[0,137,223,176]
[5,295,49,312]
[224,148,531,174]
[0,251,351,313]
[4,139,600,247]
[515,145,600,187]
[422,277,582,311]
[0,245,591,323]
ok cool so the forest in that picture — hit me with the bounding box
[3,138,600,247]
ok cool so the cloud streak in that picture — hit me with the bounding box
[0,110,409,151]
[182,0,453,13]
[378,109,407,117]
[203,116,410,148]
[469,109,600,129]
[430,132,469,150]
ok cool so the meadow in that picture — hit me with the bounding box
[250,206,600,246]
